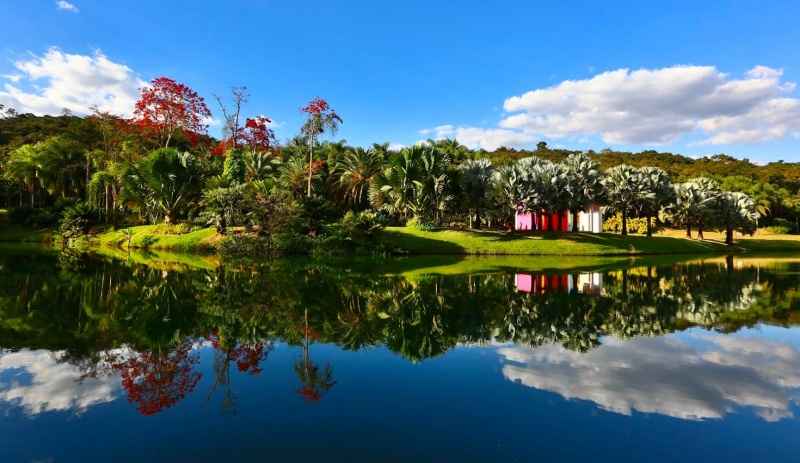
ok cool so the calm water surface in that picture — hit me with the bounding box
[1,250,800,462]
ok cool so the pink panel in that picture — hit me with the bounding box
[516,274,532,292]
[516,213,533,231]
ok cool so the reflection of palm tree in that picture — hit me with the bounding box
[293,308,336,404]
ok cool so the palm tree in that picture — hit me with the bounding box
[715,192,759,244]
[459,158,494,229]
[636,166,674,237]
[602,164,653,235]
[370,146,424,220]
[120,148,201,224]
[562,153,604,231]
[491,164,527,231]
[529,162,572,230]
[4,144,40,208]
[243,150,282,182]
[333,147,384,210]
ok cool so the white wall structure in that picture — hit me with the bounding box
[577,204,602,233]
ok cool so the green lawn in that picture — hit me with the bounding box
[91,225,218,252]
[376,227,800,255]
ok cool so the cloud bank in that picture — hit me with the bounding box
[0,48,146,116]
[425,65,800,150]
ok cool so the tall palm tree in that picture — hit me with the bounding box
[4,144,40,208]
[459,158,494,229]
[715,191,759,244]
[636,166,674,237]
[562,153,604,231]
[333,147,384,210]
[602,164,653,235]
[370,146,424,220]
[120,148,202,224]
[529,162,572,230]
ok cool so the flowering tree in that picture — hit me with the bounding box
[300,97,342,197]
[110,342,203,416]
[133,77,211,148]
[212,116,277,157]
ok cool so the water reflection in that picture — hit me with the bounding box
[0,252,799,420]
[500,332,800,421]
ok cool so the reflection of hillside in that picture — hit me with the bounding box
[0,254,799,414]
[499,333,800,422]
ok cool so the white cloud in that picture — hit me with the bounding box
[500,65,800,146]
[0,47,146,117]
[388,143,406,151]
[56,1,79,12]
[588,66,595,73]
[422,124,537,151]
[0,349,121,416]
[498,332,800,421]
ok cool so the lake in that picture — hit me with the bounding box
[1,250,800,462]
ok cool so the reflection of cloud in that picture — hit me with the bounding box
[0,350,121,416]
[499,333,800,421]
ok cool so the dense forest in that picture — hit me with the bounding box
[1,79,798,251]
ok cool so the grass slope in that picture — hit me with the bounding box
[377,227,800,255]
[92,225,218,252]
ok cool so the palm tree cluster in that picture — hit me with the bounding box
[2,132,764,244]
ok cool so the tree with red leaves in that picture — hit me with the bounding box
[133,77,211,148]
[111,341,203,416]
[300,97,342,197]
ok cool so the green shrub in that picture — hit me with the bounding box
[341,210,388,238]
[150,223,193,235]
[24,209,57,228]
[407,217,436,231]
[760,226,791,235]
[0,209,8,224]
[602,213,657,234]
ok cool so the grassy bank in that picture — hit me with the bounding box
[91,225,219,252]
[4,222,800,257]
[376,227,800,255]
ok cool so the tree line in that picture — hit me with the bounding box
[1,79,799,247]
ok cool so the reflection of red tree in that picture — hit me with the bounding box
[293,309,336,404]
[208,331,272,376]
[112,343,202,416]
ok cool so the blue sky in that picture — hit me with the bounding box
[1,0,799,163]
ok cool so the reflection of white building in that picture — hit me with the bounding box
[577,204,602,233]
[577,272,603,295]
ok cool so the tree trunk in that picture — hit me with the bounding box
[29,181,34,209]
[686,223,692,239]
[307,132,315,197]
[217,215,227,235]
[104,184,111,223]
[645,214,652,237]
[725,227,733,245]
[697,222,704,240]
[621,211,628,235]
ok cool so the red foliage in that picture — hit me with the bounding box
[299,97,342,137]
[133,77,211,148]
[111,343,202,416]
[207,331,272,376]
[303,161,326,176]
[241,116,276,153]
